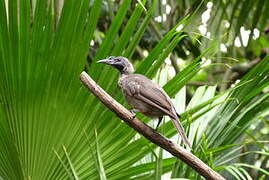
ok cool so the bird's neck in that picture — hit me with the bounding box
[120,72,129,79]
[120,71,132,75]
[120,64,134,75]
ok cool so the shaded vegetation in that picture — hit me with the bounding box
[0,0,268,179]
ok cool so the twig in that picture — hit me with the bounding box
[80,71,226,180]
[220,68,232,92]
[135,45,146,59]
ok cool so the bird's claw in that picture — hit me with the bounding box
[130,109,138,119]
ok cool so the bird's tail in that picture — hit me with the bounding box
[171,116,192,149]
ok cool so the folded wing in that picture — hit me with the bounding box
[123,75,191,148]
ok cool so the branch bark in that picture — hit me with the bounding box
[80,71,226,180]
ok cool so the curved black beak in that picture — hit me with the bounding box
[97,59,114,64]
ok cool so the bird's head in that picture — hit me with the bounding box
[98,56,134,75]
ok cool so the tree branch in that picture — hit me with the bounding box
[79,71,225,180]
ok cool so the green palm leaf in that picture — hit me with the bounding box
[0,0,268,179]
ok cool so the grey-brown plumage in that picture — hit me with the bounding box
[98,56,191,148]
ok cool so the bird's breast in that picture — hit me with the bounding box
[118,74,127,88]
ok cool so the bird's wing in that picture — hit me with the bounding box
[137,84,192,148]
[137,86,175,117]
[124,75,192,148]
[124,75,176,118]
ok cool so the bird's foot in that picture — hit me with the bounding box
[155,116,163,131]
[130,109,139,119]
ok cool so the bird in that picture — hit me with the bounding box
[98,56,192,148]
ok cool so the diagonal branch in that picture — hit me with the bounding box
[79,71,225,180]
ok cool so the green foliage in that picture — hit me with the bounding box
[0,0,268,180]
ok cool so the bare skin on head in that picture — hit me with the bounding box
[98,56,192,148]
